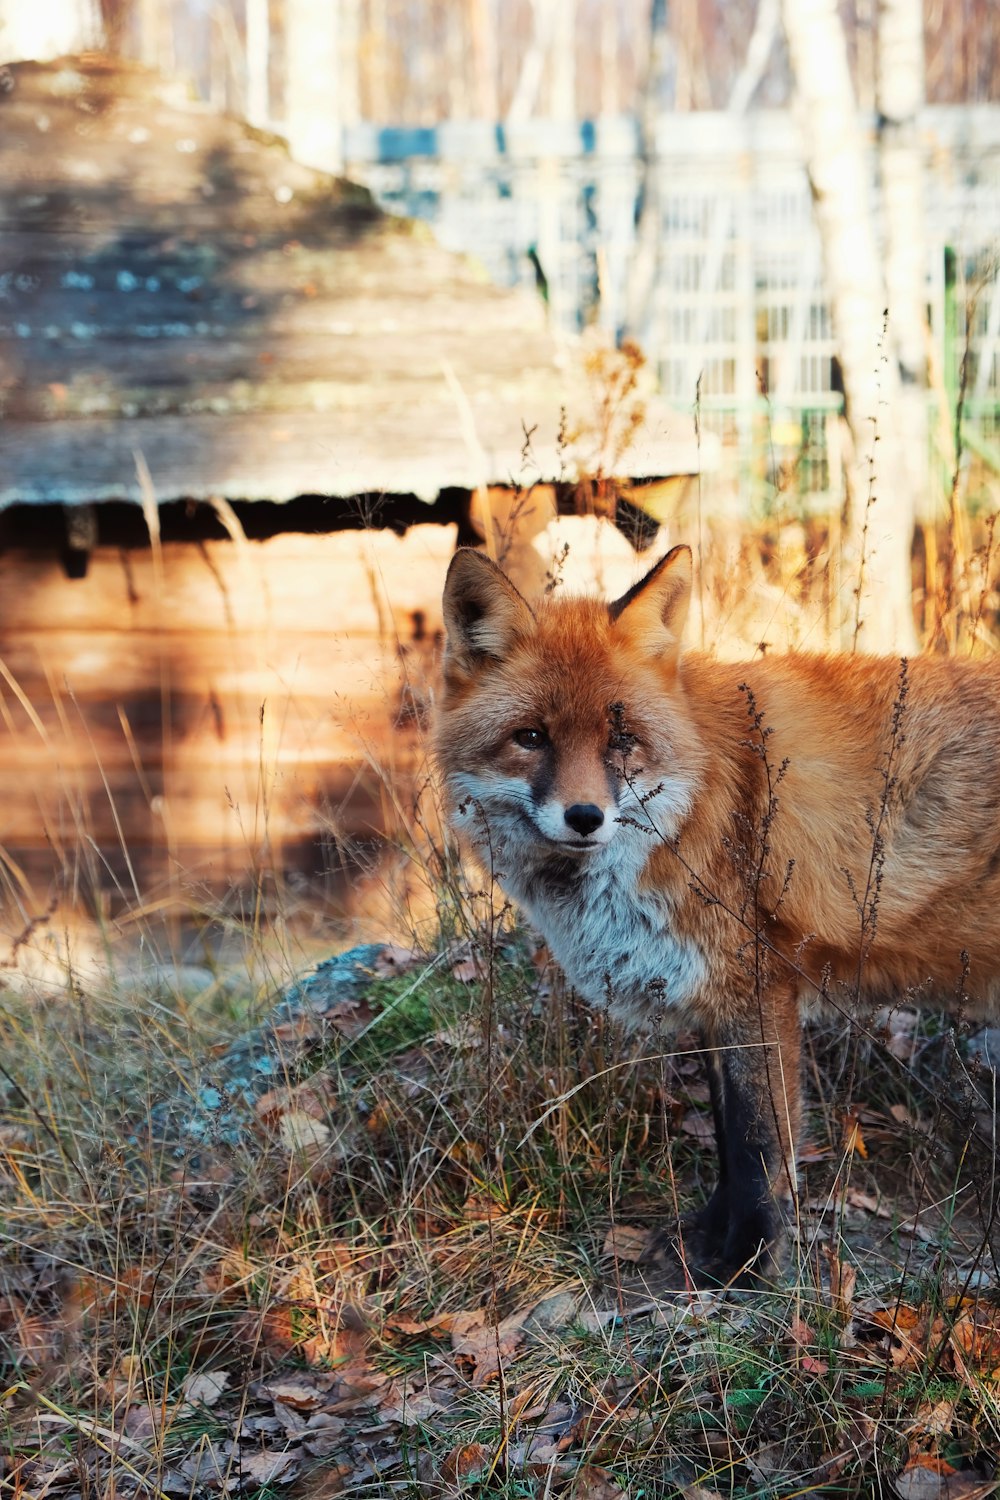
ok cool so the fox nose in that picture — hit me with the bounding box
[564,803,605,838]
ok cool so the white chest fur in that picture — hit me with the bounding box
[502,826,707,1025]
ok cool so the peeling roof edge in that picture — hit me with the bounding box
[0,416,718,509]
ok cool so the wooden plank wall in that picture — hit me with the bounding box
[0,525,457,914]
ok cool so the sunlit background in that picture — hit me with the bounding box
[0,0,999,961]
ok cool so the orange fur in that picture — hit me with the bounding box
[436,545,1000,1284]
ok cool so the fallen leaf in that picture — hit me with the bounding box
[681,1109,715,1143]
[277,1112,331,1152]
[320,998,376,1037]
[255,1084,329,1124]
[122,1403,162,1439]
[906,1399,957,1444]
[788,1316,815,1346]
[450,1308,526,1386]
[574,1464,628,1498]
[829,1253,857,1319]
[746,1443,792,1482]
[441,1442,491,1483]
[0,1125,32,1154]
[300,1412,348,1457]
[430,1020,481,1049]
[373,944,425,977]
[841,1109,868,1158]
[951,1301,1000,1382]
[234,1450,299,1488]
[178,1443,231,1489]
[374,1381,449,1424]
[180,1370,231,1408]
[893,1458,998,1500]
[602,1225,650,1262]
[384,1310,457,1337]
[255,1374,333,1410]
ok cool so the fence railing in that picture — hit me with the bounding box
[344,106,1000,506]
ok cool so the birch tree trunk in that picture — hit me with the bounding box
[877,0,929,521]
[780,0,917,651]
[623,0,670,344]
[469,0,499,121]
[245,0,269,127]
[286,0,343,175]
[0,0,98,60]
[508,0,558,123]
[549,0,576,121]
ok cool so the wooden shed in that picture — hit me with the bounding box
[0,55,705,926]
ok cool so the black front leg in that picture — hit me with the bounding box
[687,1001,800,1287]
[709,1035,790,1282]
[689,1043,731,1244]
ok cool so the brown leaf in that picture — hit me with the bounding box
[374,1381,450,1424]
[202,1247,258,1300]
[846,1188,887,1216]
[889,1103,927,1131]
[841,1109,868,1159]
[893,1463,946,1500]
[234,1450,299,1488]
[828,1253,857,1319]
[384,1309,457,1337]
[269,1016,323,1044]
[430,1020,482,1049]
[301,1413,348,1458]
[0,1297,60,1365]
[255,1085,329,1125]
[298,1325,370,1368]
[373,943,425,977]
[863,1303,928,1369]
[573,1465,628,1499]
[602,1225,651,1262]
[681,1109,715,1144]
[277,1112,332,1153]
[179,1370,231,1408]
[122,1403,162,1440]
[906,1399,958,1445]
[325,1359,391,1413]
[440,1442,491,1483]
[0,1124,32,1154]
[320,998,376,1037]
[178,1444,231,1489]
[787,1316,815,1347]
[893,1458,999,1500]
[255,1374,332,1411]
[951,1302,1000,1382]
[450,1308,526,1386]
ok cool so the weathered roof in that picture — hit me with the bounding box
[0,56,703,507]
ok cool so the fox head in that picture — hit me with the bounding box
[436,545,702,862]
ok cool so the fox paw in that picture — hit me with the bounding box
[639,1215,787,1291]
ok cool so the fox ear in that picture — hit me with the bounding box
[609,545,692,658]
[442,549,535,670]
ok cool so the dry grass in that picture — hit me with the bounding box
[2,471,1000,1497]
[0,895,998,1499]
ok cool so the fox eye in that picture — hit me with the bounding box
[513,727,547,750]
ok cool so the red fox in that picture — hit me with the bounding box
[436,544,1000,1285]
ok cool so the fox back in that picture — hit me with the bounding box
[436,545,1000,1283]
